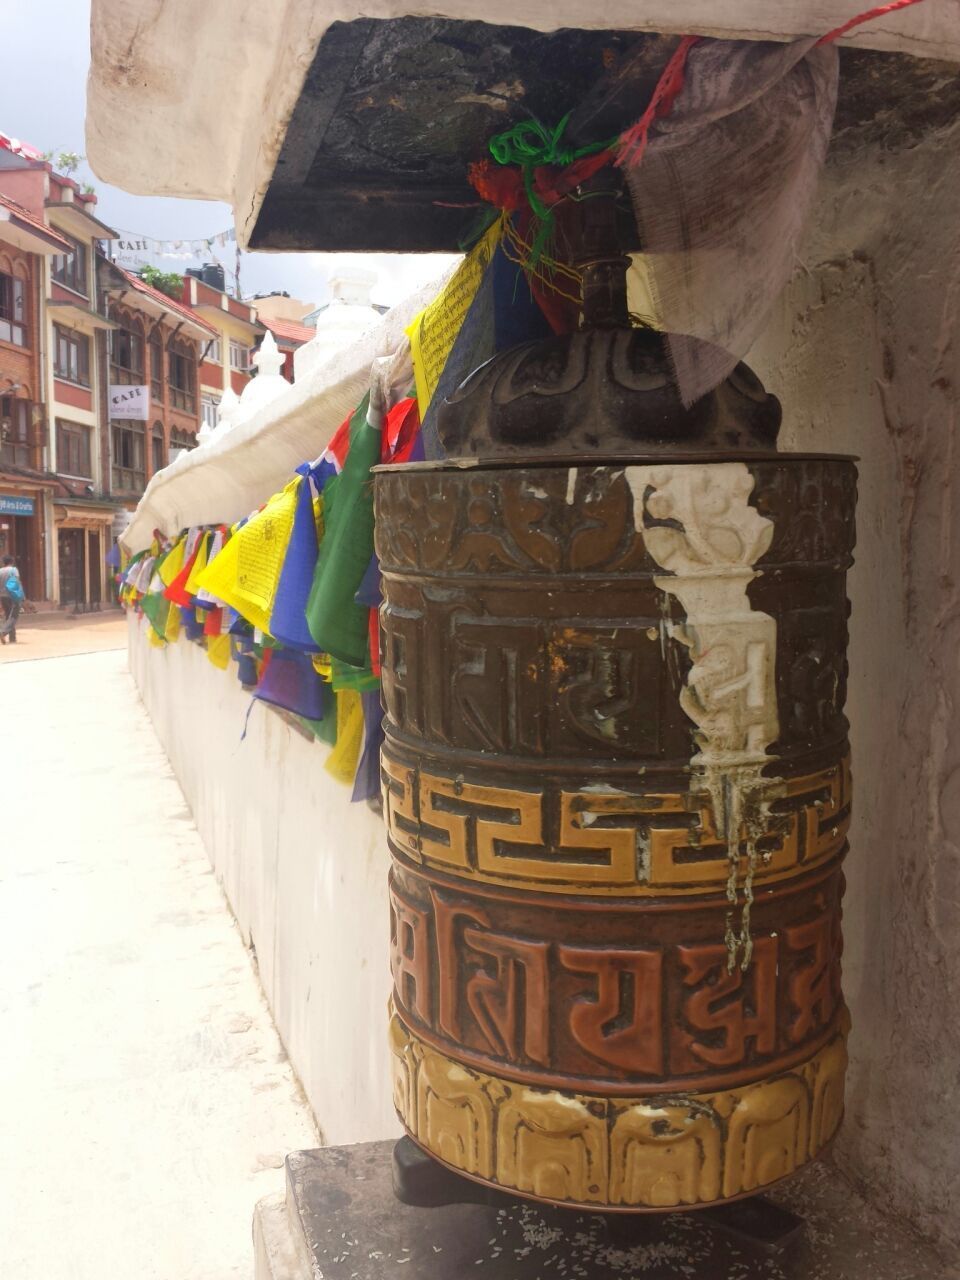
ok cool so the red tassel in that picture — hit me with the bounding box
[615,35,701,170]
[468,159,524,211]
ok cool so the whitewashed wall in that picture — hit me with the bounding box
[747,120,960,1255]
[128,616,399,1146]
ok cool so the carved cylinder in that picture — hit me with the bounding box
[375,454,856,1211]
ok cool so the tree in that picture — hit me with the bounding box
[138,265,185,300]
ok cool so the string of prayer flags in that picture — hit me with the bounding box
[119,377,396,802]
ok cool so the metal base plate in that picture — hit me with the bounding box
[393,1137,803,1254]
[272,1138,950,1280]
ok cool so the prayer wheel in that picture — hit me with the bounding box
[376,443,855,1211]
[375,185,856,1211]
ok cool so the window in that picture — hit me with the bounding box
[53,325,90,385]
[201,395,219,431]
[169,427,196,462]
[55,419,92,478]
[150,335,163,400]
[0,272,26,346]
[168,342,196,412]
[170,430,195,465]
[229,339,250,372]
[51,236,88,295]
[111,422,145,492]
[111,326,144,382]
[0,397,31,468]
[205,336,222,364]
[151,422,165,475]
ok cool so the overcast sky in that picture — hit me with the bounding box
[1,1,459,309]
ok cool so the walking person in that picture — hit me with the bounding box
[0,555,25,644]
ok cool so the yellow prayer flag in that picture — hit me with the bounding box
[164,603,181,644]
[205,633,232,670]
[195,479,299,633]
[406,217,501,419]
[324,689,364,785]
[158,536,186,587]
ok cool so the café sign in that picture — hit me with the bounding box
[109,384,150,420]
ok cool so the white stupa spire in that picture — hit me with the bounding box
[234,331,290,424]
[215,386,240,433]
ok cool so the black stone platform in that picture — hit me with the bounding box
[255,1139,951,1280]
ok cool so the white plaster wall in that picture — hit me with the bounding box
[127,614,399,1147]
[747,120,960,1254]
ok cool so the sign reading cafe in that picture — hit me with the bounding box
[109,384,150,421]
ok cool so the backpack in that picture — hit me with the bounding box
[2,572,24,602]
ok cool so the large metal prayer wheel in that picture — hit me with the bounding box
[376,174,855,1210]
[376,441,856,1212]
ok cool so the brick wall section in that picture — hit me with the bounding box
[0,234,44,467]
[96,328,111,497]
[0,237,41,392]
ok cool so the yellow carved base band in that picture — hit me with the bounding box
[390,1006,848,1212]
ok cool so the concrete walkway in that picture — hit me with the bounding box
[0,649,318,1279]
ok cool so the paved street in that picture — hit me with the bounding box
[0,644,318,1278]
[0,609,128,664]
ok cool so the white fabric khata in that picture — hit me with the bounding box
[626,38,839,406]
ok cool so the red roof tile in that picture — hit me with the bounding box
[115,266,218,336]
[0,192,71,251]
[261,316,315,346]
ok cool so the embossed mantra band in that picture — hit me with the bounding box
[374,179,857,1213]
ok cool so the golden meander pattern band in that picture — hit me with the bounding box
[389,1005,848,1210]
[383,751,851,898]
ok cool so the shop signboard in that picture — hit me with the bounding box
[109,385,150,420]
[0,496,35,516]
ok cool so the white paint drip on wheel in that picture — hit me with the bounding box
[625,462,779,970]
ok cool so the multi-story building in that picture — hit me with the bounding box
[0,189,71,601]
[0,134,218,608]
[180,267,264,434]
[0,137,121,606]
[45,179,124,608]
[98,256,215,500]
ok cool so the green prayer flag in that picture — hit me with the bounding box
[297,714,338,747]
[306,396,379,667]
[141,590,171,641]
